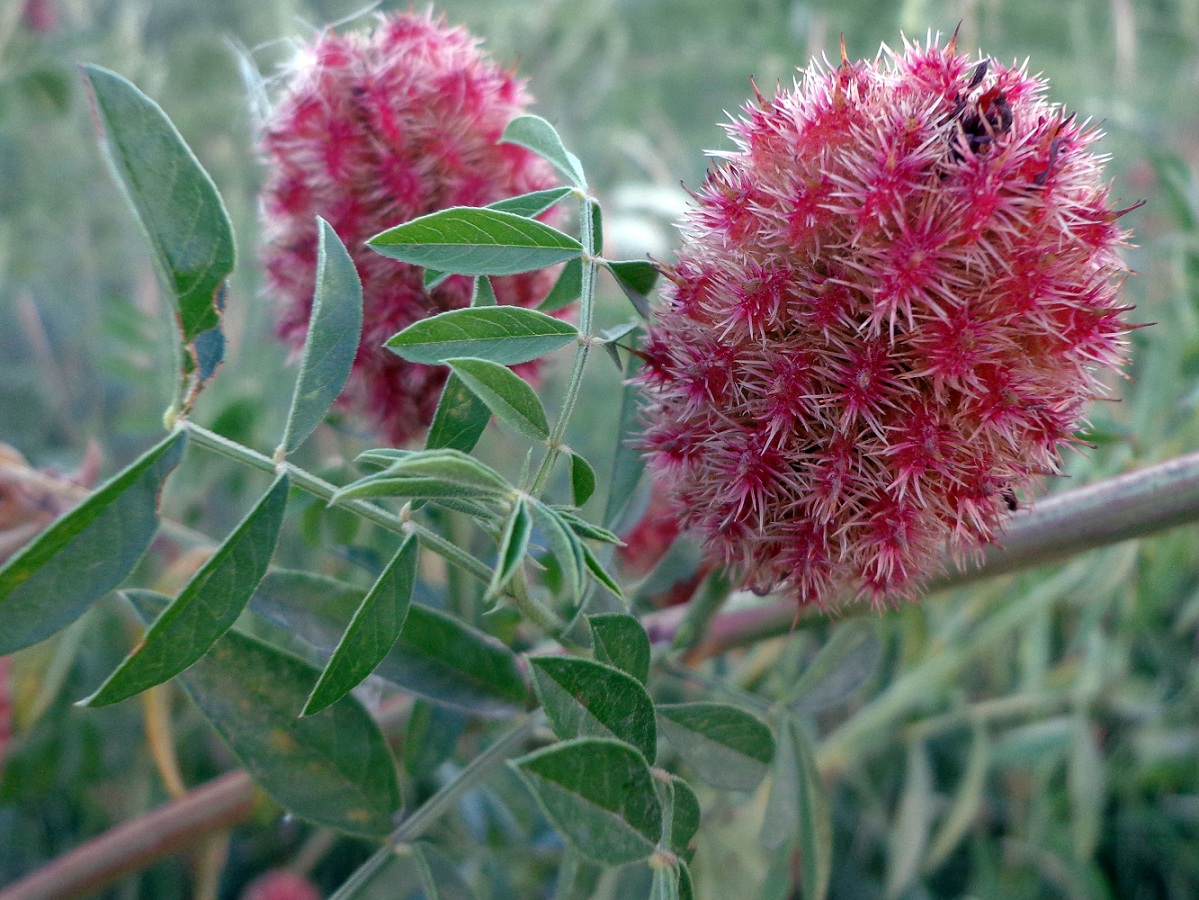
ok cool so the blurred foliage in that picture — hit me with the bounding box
[3,0,1199,897]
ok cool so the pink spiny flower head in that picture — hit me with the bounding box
[638,33,1138,609]
[259,10,560,446]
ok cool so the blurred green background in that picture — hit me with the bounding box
[3,0,1199,897]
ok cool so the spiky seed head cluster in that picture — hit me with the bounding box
[638,35,1136,608]
[259,11,560,445]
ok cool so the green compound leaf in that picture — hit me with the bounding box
[445,357,549,441]
[368,206,581,276]
[0,430,186,654]
[303,534,418,716]
[425,373,492,453]
[376,603,528,716]
[530,656,656,762]
[488,186,574,218]
[125,589,400,837]
[760,716,831,900]
[538,256,583,313]
[278,218,363,455]
[656,702,774,792]
[511,737,661,866]
[501,114,587,188]
[83,474,289,707]
[386,306,579,366]
[488,497,532,600]
[605,260,659,319]
[82,66,235,407]
[569,452,597,507]
[588,613,651,684]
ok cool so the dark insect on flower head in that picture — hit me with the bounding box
[638,34,1137,609]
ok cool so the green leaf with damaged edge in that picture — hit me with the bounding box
[530,656,656,761]
[501,114,587,188]
[656,702,774,792]
[588,613,651,684]
[512,737,661,866]
[278,218,363,455]
[375,603,528,716]
[302,534,418,716]
[386,306,578,366]
[0,430,186,655]
[124,589,400,837]
[426,373,491,453]
[82,66,235,398]
[83,474,289,707]
[446,357,549,440]
[368,207,581,276]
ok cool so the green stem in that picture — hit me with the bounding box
[392,713,540,843]
[507,568,568,634]
[529,194,599,497]
[330,714,541,899]
[182,422,492,584]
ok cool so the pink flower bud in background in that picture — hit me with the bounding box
[259,11,560,446]
[639,35,1137,609]
[21,0,58,34]
[239,869,321,900]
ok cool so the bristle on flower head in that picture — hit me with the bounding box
[259,10,560,446]
[638,34,1136,609]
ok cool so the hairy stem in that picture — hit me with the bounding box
[330,714,540,898]
[530,193,598,497]
[182,421,493,584]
